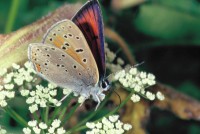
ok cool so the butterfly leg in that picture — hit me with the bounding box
[95,94,101,110]
[57,94,70,106]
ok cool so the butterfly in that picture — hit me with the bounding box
[28,0,110,109]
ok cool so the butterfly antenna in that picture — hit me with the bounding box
[112,89,121,108]
[134,61,145,67]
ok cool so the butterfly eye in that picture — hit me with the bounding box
[101,80,110,91]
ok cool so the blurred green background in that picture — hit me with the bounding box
[0,0,200,133]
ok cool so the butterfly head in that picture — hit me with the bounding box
[99,79,111,92]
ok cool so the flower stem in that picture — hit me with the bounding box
[61,102,80,126]
[49,94,73,125]
[33,112,40,122]
[70,90,134,133]
[5,106,27,127]
[44,106,49,124]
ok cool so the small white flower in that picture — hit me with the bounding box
[14,78,24,86]
[26,97,35,104]
[129,68,137,75]
[48,83,57,89]
[12,63,20,69]
[102,117,110,125]
[4,84,14,90]
[30,91,36,96]
[96,122,102,129]
[123,123,132,131]
[140,72,147,79]
[20,90,30,96]
[115,120,123,129]
[0,92,6,100]
[156,91,165,101]
[106,49,116,62]
[0,100,7,107]
[0,129,7,134]
[49,90,57,96]
[6,91,15,98]
[131,94,140,103]
[33,126,41,134]
[146,91,155,101]
[147,73,155,80]
[51,119,61,128]
[57,127,66,134]
[4,73,14,82]
[24,62,32,69]
[134,85,141,92]
[48,126,55,133]
[39,122,48,129]
[39,99,47,107]
[117,58,124,65]
[114,70,125,80]
[86,122,96,129]
[23,127,31,134]
[29,104,38,113]
[28,120,37,127]
[63,88,72,96]
[109,115,119,122]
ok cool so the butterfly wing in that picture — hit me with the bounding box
[72,0,105,81]
[28,43,96,91]
[30,19,99,87]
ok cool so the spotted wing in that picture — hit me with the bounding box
[42,19,99,86]
[28,43,97,90]
[72,0,105,81]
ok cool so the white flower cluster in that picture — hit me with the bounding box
[20,83,60,113]
[0,85,15,107]
[0,126,7,134]
[114,67,164,102]
[0,62,36,107]
[3,62,36,86]
[105,43,124,73]
[23,119,66,134]
[86,115,132,134]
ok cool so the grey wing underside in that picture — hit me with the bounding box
[28,43,93,91]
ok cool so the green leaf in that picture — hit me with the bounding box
[133,2,200,39]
